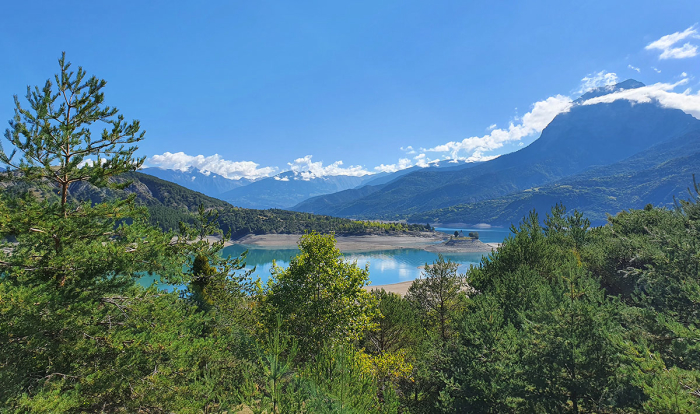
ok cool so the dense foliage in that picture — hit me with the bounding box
[2,169,432,237]
[2,56,700,413]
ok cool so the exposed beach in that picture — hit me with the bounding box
[424,238,500,253]
[231,233,451,253]
[363,280,414,296]
[228,233,500,253]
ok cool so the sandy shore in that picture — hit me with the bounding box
[200,233,501,254]
[424,238,499,253]
[231,233,448,253]
[363,281,414,296]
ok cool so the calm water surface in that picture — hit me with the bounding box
[142,227,511,289]
[227,226,511,286]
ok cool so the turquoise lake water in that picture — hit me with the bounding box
[224,226,511,286]
[141,227,511,290]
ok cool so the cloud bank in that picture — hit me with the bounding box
[148,152,277,180]
[577,71,619,95]
[581,79,700,120]
[288,155,371,180]
[374,158,413,173]
[424,95,573,160]
[646,25,699,60]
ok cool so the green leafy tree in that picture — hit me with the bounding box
[262,232,379,359]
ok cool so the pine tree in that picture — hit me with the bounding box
[0,53,192,410]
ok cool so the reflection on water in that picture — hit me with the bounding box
[223,245,488,286]
[141,228,511,289]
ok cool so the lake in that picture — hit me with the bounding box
[224,226,511,286]
[142,226,511,290]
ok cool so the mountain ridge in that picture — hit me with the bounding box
[408,128,700,226]
[292,93,700,218]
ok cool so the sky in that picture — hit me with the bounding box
[1,1,700,180]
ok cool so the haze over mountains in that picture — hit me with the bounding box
[292,80,700,223]
[140,80,700,226]
[217,171,380,209]
[140,167,252,198]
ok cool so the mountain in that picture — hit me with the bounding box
[408,128,700,226]
[139,167,252,197]
[220,171,378,209]
[574,79,645,102]
[1,171,429,237]
[292,80,700,219]
[293,161,481,213]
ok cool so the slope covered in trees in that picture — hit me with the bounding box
[2,169,429,237]
[3,55,700,413]
[293,83,700,219]
[409,128,700,226]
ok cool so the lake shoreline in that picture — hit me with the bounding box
[229,233,500,253]
[230,233,450,253]
[363,280,414,296]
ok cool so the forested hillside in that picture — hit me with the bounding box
[293,83,700,219]
[2,169,430,237]
[410,128,700,226]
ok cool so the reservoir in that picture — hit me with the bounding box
[225,226,510,286]
[143,227,511,290]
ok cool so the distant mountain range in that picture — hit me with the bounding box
[138,80,700,226]
[139,167,252,198]
[292,80,700,224]
[218,171,381,209]
[139,167,398,210]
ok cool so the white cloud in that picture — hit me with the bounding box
[581,79,700,120]
[652,67,662,73]
[465,151,500,163]
[487,124,497,131]
[374,158,413,173]
[413,153,441,168]
[628,64,641,73]
[287,155,371,180]
[400,145,417,154]
[645,25,700,60]
[425,95,573,160]
[148,152,277,180]
[274,176,290,181]
[577,71,619,94]
[682,72,689,77]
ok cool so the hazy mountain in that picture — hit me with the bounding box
[408,128,700,226]
[220,171,378,209]
[294,161,480,213]
[574,79,645,102]
[3,171,422,237]
[139,167,252,197]
[292,80,700,218]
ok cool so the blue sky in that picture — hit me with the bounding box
[2,1,700,179]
